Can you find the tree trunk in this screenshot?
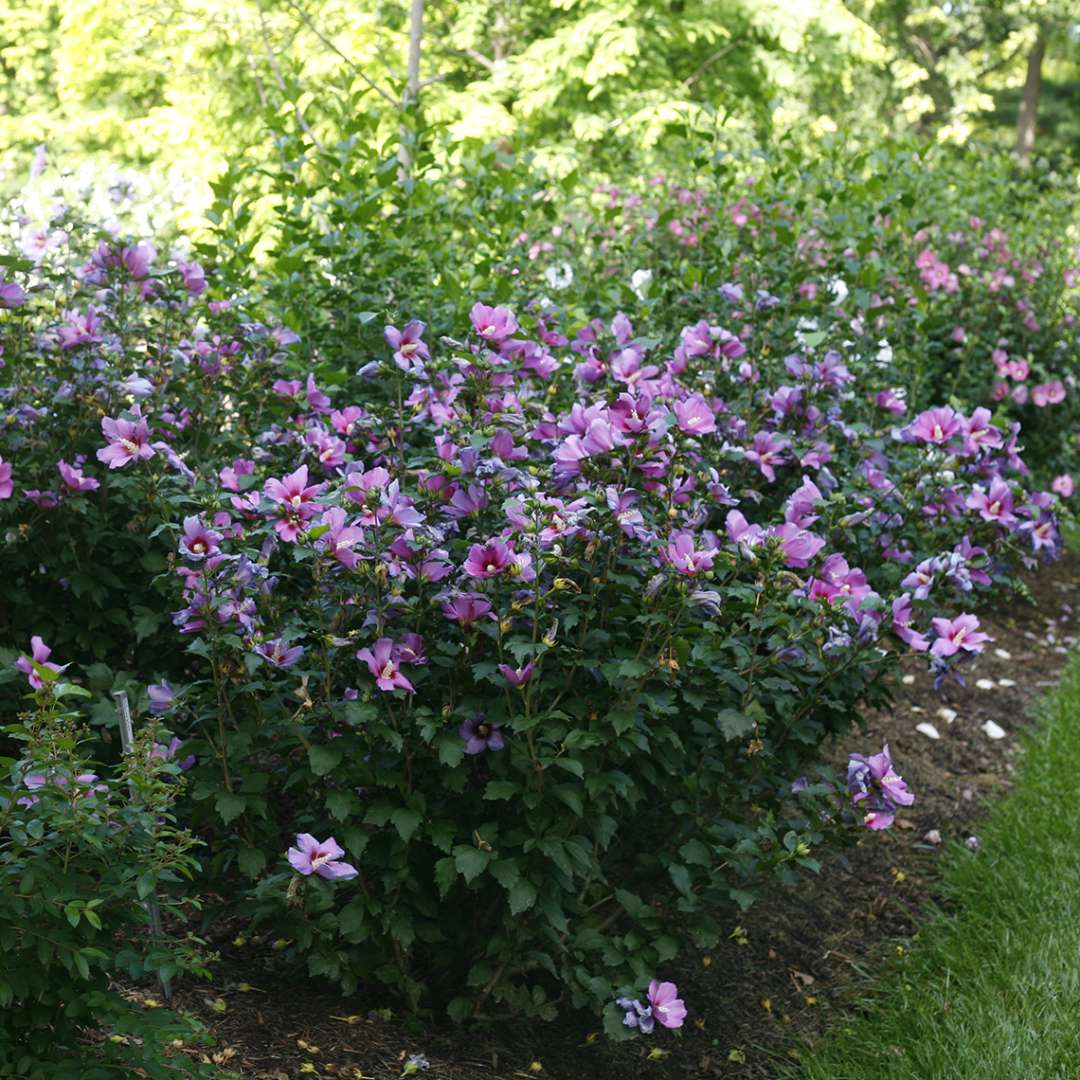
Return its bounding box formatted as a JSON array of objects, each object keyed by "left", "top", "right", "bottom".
[
  {"left": 398, "top": 0, "right": 425, "bottom": 181},
  {"left": 1015, "top": 28, "right": 1046, "bottom": 167}
]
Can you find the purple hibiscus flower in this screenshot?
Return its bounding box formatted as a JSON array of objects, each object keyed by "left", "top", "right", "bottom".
[
  {"left": 662, "top": 532, "right": 718, "bottom": 575},
  {"left": 178, "top": 261, "right": 207, "bottom": 296},
  {"left": 847, "top": 742, "right": 915, "bottom": 830},
  {"left": 57, "top": 459, "right": 100, "bottom": 492},
  {"left": 148, "top": 736, "right": 196, "bottom": 772},
  {"left": 179, "top": 515, "right": 222, "bottom": 560},
  {"left": 0, "top": 278, "right": 26, "bottom": 308},
  {"left": 498, "top": 662, "right": 535, "bottom": 688},
  {"left": 617, "top": 979, "right": 686, "bottom": 1034},
  {"left": 318, "top": 507, "right": 365, "bottom": 569},
  {"left": 96, "top": 409, "right": 155, "bottom": 470},
  {"left": 745, "top": 431, "right": 790, "bottom": 482},
  {"left": 254, "top": 639, "right": 305, "bottom": 669},
  {"left": 441, "top": 593, "right": 494, "bottom": 627},
  {"left": 929, "top": 614, "right": 990, "bottom": 658},
  {"left": 287, "top": 834, "right": 358, "bottom": 880},
  {"left": 673, "top": 394, "right": 716, "bottom": 436},
  {"left": 385, "top": 319, "right": 430, "bottom": 372},
  {"left": 15, "top": 636, "right": 68, "bottom": 689},
  {"left": 263, "top": 464, "right": 325, "bottom": 542},
  {"left": 908, "top": 406, "right": 963, "bottom": 445},
  {"left": 463, "top": 540, "right": 513, "bottom": 579},
  {"left": 357, "top": 638, "right": 415, "bottom": 693},
  {"left": 147, "top": 680, "right": 176, "bottom": 714},
  {"left": 891, "top": 594, "right": 929, "bottom": 652},
  {"left": 459, "top": 714, "right": 504, "bottom": 754},
  {"left": 469, "top": 302, "right": 518, "bottom": 342},
  {"left": 771, "top": 523, "right": 825, "bottom": 569}
]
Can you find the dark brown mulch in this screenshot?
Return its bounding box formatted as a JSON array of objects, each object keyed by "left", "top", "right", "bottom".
[{"left": 140, "top": 558, "right": 1080, "bottom": 1080}]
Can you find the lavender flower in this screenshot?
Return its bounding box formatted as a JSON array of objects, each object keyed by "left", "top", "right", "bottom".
[
  {"left": 847, "top": 742, "right": 914, "bottom": 830},
  {"left": 287, "top": 834, "right": 358, "bottom": 880},
  {"left": 147, "top": 680, "right": 175, "bottom": 714},
  {"left": 617, "top": 980, "right": 686, "bottom": 1034},
  {"left": 459, "top": 715, "right": 504, "bottom": 754},
  {"left": 254, "top": 639, "right": 305, "bottom": 669}
]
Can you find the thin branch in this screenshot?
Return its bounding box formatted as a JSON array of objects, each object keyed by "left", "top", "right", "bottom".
[
  {"left": 374, "top": 0, "right": 404, "bottom": 84},
  {"left": 253, "top": 0, "right": 325, "bottom": 150},
  {"left": 683, "top": 33, "right": 747, "bottom": 88},
  {"left": 908, "top": 33, "right": 939, "bottom": 72},
  {"left": 975, "top": 40, "right": 1026, "bottom": 81},
  {"left": 445, "top": 46, "right": 498, "bottom": 73},
  {"left": 277, "top": 0, "right": 400, "bottom": 107},
  {"left": 233, "top": 8, "right": 270, "bottom": 112}
]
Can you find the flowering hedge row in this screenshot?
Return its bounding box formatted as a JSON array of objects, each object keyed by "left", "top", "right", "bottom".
[
  {"left": 226, "top": 141, "right": 1080, "bottom": 494},
  {"left": 515, "top": 154, "right": 1080, "bottom": 490},
  {"left": 0, "top": 146, "right": 1073, "bottom": 1056}
]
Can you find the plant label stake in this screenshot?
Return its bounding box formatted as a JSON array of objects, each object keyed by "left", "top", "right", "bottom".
[{"left": 113, "top": 690, "right": 174, "bottom": 1003}]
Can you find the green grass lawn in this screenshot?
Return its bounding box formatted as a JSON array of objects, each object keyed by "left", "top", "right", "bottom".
[{"left": 790, "top": 655, "right": 1080, "bottom": 1080}]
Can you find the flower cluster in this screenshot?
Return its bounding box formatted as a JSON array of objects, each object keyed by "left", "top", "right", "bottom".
[
  {"left": 847, "top": 743, "right": 915, "bottom": 831},
  {"left": 616, "top": 980, "right": 687, "bottom": 1034}
]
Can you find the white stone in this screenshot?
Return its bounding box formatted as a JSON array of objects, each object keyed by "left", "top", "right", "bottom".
[
  {"left": 998, "top": 678, "right": 1016, "bottom": 688},
  {"left": 975, "top": 678, "right": 996, "bottom": 690},
  {"left": 937, "top": 707, "right": 957, "bottom": 724},
  {"left": 901, "top": 674, "right": 916, "bottom": 685},
  {"left": 982, "top": 720, "right": 1006, "bottom": 740},
  {"left": 916, "top": 722, "right": 941, "bottom": 740},
  {"left": 993, "top": 648, "right": 1012, "bottom": 660}
]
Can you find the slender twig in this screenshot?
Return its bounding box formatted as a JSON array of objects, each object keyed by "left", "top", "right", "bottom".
[
  {"left": 277, "top": 0, "right": 400, "bottom": 107},
  {"left": 374, "top": 0, "right": 404, "bottom": 83},
  {"left": 684, "top": 34, "right": 747, "bottom": 88},
  {"left": 252, "top": 0, "right": 325, "bottom": 150},
  {"left": 113, "top": 691, "right": 173, "bottom": 1003},
  {"left": 445, "top": 46, "right": 498, "bottom": 73}
]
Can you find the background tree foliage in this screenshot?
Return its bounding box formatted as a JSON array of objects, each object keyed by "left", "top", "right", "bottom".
[{"left": 3, "top": 0, "right": 1077, "bottom": 204}]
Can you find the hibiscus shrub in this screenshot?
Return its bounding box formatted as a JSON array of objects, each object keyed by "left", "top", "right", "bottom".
[
  {"left": 0, "top": 143, "right": 1071, "bottom": 1029},
  {"left": 0, "top": 664, "right": 212, "bottom": 1077},
  {"left": 0, "top": 237, "right": 308, "bottom": 677},
  {"left": 508, "top": 141, "right": 1080, "bottom": 488},
  {"left": 145, "top": 300, "right": 1050, "bottom": 1023},
  {"left": 215, "top": 134, "right": 1080, "bottom": 489}
]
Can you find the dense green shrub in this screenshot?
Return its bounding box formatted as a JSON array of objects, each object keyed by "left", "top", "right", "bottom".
[
  {"left": 0, "top": 663, "right": 212, "bottom": 1077},
  {"left": 0, "top": 135, "right": 1075, "bottom": 1033}
]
